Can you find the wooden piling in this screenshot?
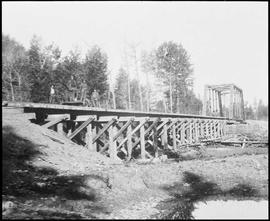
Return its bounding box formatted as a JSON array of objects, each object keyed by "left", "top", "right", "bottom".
[
  {"left": 140, "top": 123, "right": 146, "bottom": 159},
  {"left": 127, "top": 123, "right": 133, "bottom": 161}
]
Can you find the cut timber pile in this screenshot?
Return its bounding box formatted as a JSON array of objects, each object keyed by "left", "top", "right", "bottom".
[{"left": 219, "top": 120, "right": 268, "bottom": 147}]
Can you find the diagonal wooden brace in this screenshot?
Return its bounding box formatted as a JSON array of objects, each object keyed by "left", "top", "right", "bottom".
[
  {"left": 113, "top": 118, "right": 134, "bottom": 141},
  {"left": 68, "top": 117, "right": 95, "bottom": 139},
  {"left": 132, "top": 118, "right": 160, "bottom": 149},
  {"left": 42, "top": 114, "right": 69, "bottom": 129},
  {"left": 92, "top": 118, "right": 116, "bottom": 144}
]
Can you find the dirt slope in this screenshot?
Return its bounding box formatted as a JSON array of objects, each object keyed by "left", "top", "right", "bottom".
[{"left": 3, "top": 108, "right": 113, "bottom": 174}]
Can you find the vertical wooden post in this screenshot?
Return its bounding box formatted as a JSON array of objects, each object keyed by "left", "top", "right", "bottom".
[
  {"left": 172, "top": 122, "right": 177, "bottom": 150},
  {"left": 109, "top": 125, "right": 117, "bottom": 160},
  {"left": 215, "top": 90, "right": 217, "bottom": 114},
  {"left": 215, "top": 121, "right": 218, "bottom": 138},
  {"left": 189, "top": 120, "right": 193, "bottom": 143},
  {"left": 208, "top": 88, "right": 212, "bottom": 115},
  {"left": 127, "top": 124, "right": 132, "bottom": 161},
  {"left": 86, "top": 123, "right": 96, "bottom": 151},
  {"left": 216, "top": 91, "right": 219, "bottom": 115},
  {"left": 221, "top": 121, "right": 226, "bottom": 137},
  {"left": 218, "top": 91, "right": 223, "bottom": 117},
  {"left": 91, "top": 122, "right": 97, "bottom": 151},
  {"left": 195, "top": 120, "right": 199, "bottom": 142},
  {"left": 211, "top": 89, "right": 214, "bottom": 115},
  {"left": 180, "top": 122, "right": 184, "bottom": 144},
  {"left": 218, "top": 121, "right": 222, "bottom": 138},
  {"left": 210, "top": 120, "right": 214, "bottom": 138},
  {"left": 153, "top": 124, "right": 158, "bottom": 158},
  {"left": 213, "top": 90, "right": 216, "bottom": 114},
  {"left": 162, "top": 123, "right": 168, "bottom": 149},
  {"left": 140, "top": 123, "right": 146, "bottom": 159},
  {"left": 201, "top": 120, "right": 204, "bottom": 138},
  {"left": 57, "top": 122, "right": 64, "bottom": 136},
  {"left": 207, "top": 121, "right": 210, "bottom": 138},
  {"left": 229, "top": 85, "right": 234, "bottom": 119},
  {"left": 240, "top": 90, "right": 245, "bottom": 120}
]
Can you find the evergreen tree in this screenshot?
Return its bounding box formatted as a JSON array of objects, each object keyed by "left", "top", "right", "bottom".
[
  {"left": 130, "top": 79, "right": 141, "bottom": 111},
  {"left": 53, "top": 49, "right": 84, "bottom": 103},
  {"left": 27, "top": 35, "right": 50, "bottom": 103},
  {"left": 84, "top": 45, "right": 109, "bottom": 104},
  {"left": 114, "top": 67, "right": 129, "bottom": 109},
  {"left": 257, "top": 99, "right": 268, "bottom": 120}
]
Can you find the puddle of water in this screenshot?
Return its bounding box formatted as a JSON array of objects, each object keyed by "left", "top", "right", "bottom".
[{"left": 193, "top": 200, "right": 268, "bottom": 219}]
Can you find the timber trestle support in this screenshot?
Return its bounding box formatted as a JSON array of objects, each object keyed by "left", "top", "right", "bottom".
[{"left": 5, "top": 102, "right": 231, "bottom": 162}]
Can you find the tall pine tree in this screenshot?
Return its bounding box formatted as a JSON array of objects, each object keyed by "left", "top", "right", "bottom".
[{"left": 84, "top": 45, "right": 109, "bottom": 104}]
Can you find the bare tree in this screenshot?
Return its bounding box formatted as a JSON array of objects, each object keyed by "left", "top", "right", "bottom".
[
  {"left": 123, "top": 47, "right": 132, "bottom": 110},
  {"left": 129, "top": 43, "right": 144, "bottom": 111}
]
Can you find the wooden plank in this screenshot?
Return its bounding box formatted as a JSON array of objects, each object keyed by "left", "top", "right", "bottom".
[
  {"left": 92, "top": 118, "right": 116, "bottom": 144},
  {"left": 8, "top": 101, "right": 228, "bottom": 120},
  {"left": 74, "top": 115, "right": 96, "bottom": 122},
  {"left": 68, "top": 117, "right": 95, "bottom": 139},
  {"left": 42, "top": 114, "right": 69, "bottom": 129},
  {"left": 113, "top": 118, "right": 134, "bottom": 141}
]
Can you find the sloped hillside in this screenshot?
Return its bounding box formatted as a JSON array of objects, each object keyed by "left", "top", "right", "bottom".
[{"left": 2, "top": 108, "right": 115, "bottom": 219}]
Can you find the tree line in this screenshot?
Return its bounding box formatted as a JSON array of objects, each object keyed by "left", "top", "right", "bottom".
[
  {"left": 2, "top": 33, "right": 202, "bottom": 114},
  {"left": 244, "top": 100, "right": 268, "bottom": 120}
]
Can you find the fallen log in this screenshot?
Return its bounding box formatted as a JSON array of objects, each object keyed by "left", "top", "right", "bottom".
[{"left": 219, "top": 141, "right": 268, "bottom": 144}]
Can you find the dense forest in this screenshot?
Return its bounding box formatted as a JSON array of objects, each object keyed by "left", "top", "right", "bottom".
[{"left": 2, "top": 33, "right": 268, "bottom": 119}]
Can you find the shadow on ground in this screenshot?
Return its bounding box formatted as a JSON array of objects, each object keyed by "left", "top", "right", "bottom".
[
  {"left": 154, "top": 171, "right": 260, "bottom": 219},
  {"left": 2, "top": 126, "right": 110, "bottom": 219}
]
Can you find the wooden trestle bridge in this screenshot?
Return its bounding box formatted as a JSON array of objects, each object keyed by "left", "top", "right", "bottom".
[{"left": 3, "top": 84, "right": 245, "bottom": 161}]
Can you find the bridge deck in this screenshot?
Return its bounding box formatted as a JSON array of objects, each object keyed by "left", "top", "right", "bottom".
[{"left": 4, "top": 102, "right": 229, "bottom": 120}]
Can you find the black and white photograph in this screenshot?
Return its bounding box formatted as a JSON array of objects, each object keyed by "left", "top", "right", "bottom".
[{"left": 2, "top": 1, "right": 268, "bottom": 219}]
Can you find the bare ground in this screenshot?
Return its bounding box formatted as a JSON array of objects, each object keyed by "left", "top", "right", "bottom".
[{"left": 2, "top": 108, "right": 268, "bottom": 219}]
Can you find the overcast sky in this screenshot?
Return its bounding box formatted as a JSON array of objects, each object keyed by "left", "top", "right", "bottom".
[{"left": 2, "top": 1, "right": 268, "bottom": 105}]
